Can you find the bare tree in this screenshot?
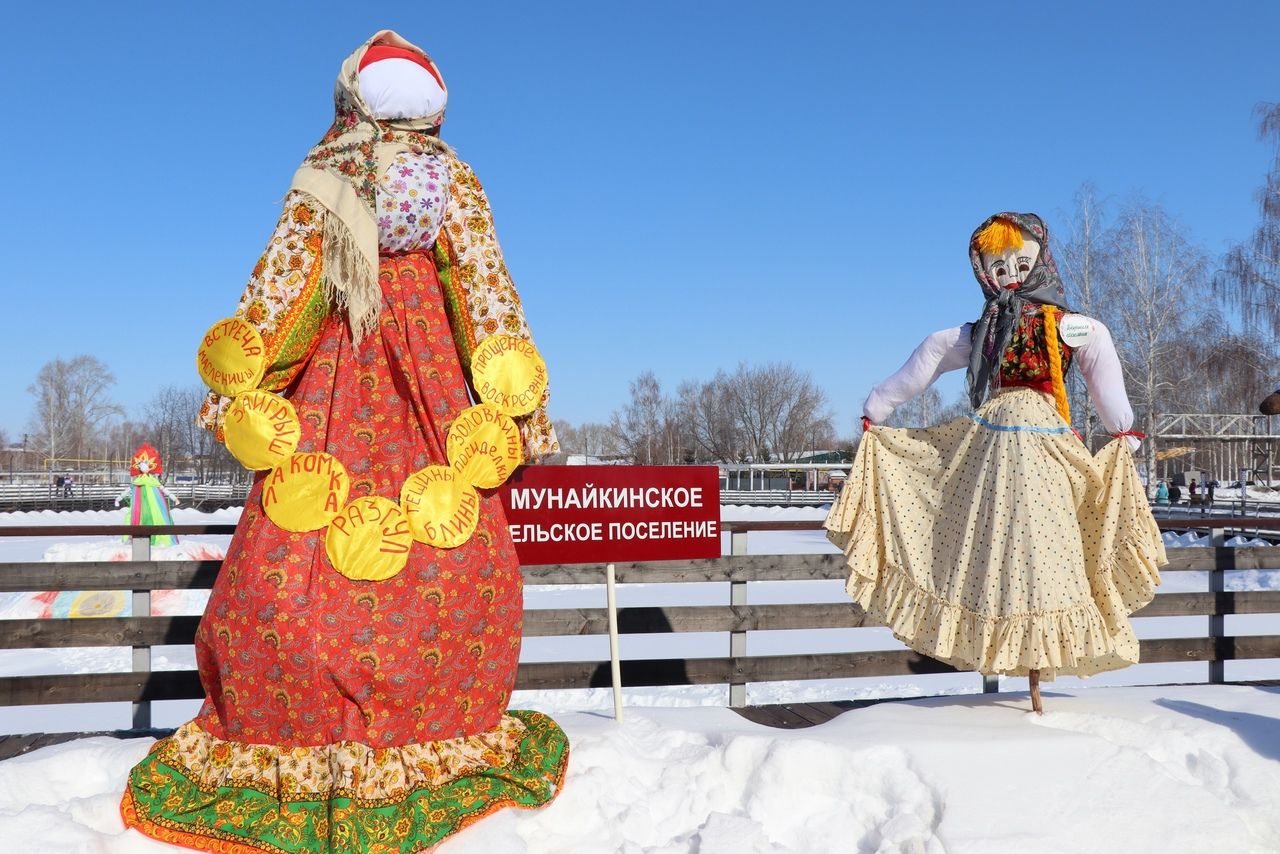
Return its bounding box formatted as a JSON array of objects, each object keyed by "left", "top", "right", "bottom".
[
  {"left": 1175, "top": 327, "right": 1279, "bottom": 415},
  {"left": 171, "top": 386, "right": 242, "bottom": 482},
  {"left": 719, "top": 362, "right": 834, "bottom": 461},
  {"left": 611, "top": 372, "right": 667, "bottom": 465},
  {"left": 678, "top": 375, "right": 739, "bottom": 463},
  {"left": 1103, "top": 199, "right": 1207, "bottom": 484},
  {"left": 1216, "top": 102, "right": 1280, "bottom": 341},
  {"left": 26, "top": 355, "right": 123, "bottom": 466},
  {"left": 145, "top": 385, "right": 196, "bottom": 472},
  {"left": 884, "top": 388, "right": 970, "bottom": 428},
  {"left": 609, "top": 363, "right": 833, "bottom": 464},
  {"left": 885, "top": 387, "right": 943, "bottom": 428},
  {"left": 1058, "top": 182, "right": 1112, "bottom": 446},
  {"left": 556, "top": 421, "right": 622, "bottom": 460}
]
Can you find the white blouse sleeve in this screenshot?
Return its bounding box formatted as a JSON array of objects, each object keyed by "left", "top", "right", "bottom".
[
  {"left": 1068, "top": 314, "right": 1139, "bottom": 449},
  {"left": 863, "top": 324, "right": 972, "bottom": 424}
]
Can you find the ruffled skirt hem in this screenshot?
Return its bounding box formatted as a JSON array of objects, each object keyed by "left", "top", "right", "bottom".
[
  {"left": 826, "top": 389, "right": 1165, "bottom": 679},
  {"left": 120, "top": 709, "right": 569, "bottom": 853}
]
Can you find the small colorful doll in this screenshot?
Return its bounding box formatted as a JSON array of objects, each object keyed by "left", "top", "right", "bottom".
[{"left": 114, "top": 443, "right": 180, "bottom": 546}]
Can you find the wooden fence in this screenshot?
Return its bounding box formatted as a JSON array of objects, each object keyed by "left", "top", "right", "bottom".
[{"left": 0, "top": 520, "right": 1278, "bottom": 731}]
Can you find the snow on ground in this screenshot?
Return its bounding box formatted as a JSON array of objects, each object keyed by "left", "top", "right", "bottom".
[{"left": 0, "top": 685, "right": 1275, "bottom": 853}]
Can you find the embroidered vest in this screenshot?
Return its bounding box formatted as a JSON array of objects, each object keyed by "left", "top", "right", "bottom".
[{"left": 998, "top": 306, "right": 1073, "bottom": 394}]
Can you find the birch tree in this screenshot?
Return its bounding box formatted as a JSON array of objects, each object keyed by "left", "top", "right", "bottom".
[
  {"left": 1103, "top": 200, "right": 1206, "bottom": 484},
  {"left": 611, "top": 372, "right": 667, "bottom": 465},
  {"left": 1216, "top": 102, "right": 1280, "bottom": 341},
  {"left": 26, "top": 356, "right": 122, "bottom": 465},
  {"left": 1057, "top": 182, "right": 1112, "bottom": 447}
]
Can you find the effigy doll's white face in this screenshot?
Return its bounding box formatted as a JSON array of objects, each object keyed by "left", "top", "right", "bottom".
[
  {"left": 137, "top": 460, "right": 152, "bottom": 473},
  {"left": 982, "top": 230, "right": 1041, "bottom": 289}
]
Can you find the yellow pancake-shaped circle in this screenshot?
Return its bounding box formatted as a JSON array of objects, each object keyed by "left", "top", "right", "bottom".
[
  {"left": 68, "top": 590, "right": 126, "bottom": 618},
  {"left": 197, "top": 317, "right": 266, "bottom": 396},
  {"left": 400, "top": 465, "right": 481, "bottom": 548},
  {"left": 471, "top": 334, "right": 549, "bottom": 417},
  {"left": 446, "top": 404, "right": 523, "bottom": 489},
  {"left": 223, "top": 390, "right": 301, "bottom": 471},
  {"left": 262, "top": 452, "right": 349, "bottom": 533},
  {"left": 325, "top": 495, "right": 413, "bottom": 582}
]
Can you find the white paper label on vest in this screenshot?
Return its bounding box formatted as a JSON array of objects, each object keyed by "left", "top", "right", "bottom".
[{"left": 1059, "top": 315, "right": 1094, "bottom": 347}]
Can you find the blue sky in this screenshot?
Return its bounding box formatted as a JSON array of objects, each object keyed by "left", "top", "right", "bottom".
[{"left": 1, "top": 1, "right": 1277, "bottom": 444}]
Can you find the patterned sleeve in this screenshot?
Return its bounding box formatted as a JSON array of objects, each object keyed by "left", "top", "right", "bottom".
[
  {"left": 437, "top": 156, "right": 559, "bottom": 462},
  {"left": 197, "top": 192, "right": 331, "bottom": 440}
]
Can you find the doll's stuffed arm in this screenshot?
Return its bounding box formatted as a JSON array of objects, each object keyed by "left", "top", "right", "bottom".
[
  {"left": 863, "top": 324, "right": 972, "bottom": 424},
  {"left": 1068, "top": 315, "right": 1140, "bottom": 451}
]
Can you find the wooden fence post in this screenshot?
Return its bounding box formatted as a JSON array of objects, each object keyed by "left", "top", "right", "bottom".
[
  {"left": 130, "top": 533, "right": 152, "bottom": 729},
  {"left": 1209, "top": 527, "right": 1229, "bottom": 685},
  {"left": 729, "top": 530, "right": 748, "bottom": 708}
]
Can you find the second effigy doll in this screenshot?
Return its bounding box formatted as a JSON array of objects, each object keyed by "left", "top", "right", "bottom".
[{"left": 825, "top": 212, "right": 1166, "bottom": 714}]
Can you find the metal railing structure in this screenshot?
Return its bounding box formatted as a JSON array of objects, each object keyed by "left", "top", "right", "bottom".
[
  {"left": 0, "top": 483, "right": 251, "bottom": 512},
  {"left": 0, "top": 520, "right": 1277, "bottom": 733}
]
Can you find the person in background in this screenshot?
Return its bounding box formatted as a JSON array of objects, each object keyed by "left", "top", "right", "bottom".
[{"left": 1155, "top": 480, "right": 1169, "bottom": 505}]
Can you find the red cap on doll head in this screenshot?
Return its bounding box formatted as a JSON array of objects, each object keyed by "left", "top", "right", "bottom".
[{"left": 358, "top": 44, "right": 444, "bottom": 89}]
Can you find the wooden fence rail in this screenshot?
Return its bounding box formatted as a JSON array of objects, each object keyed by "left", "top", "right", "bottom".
[{"left": 0, "top": 521, "right": 1278, "bottom": 728}]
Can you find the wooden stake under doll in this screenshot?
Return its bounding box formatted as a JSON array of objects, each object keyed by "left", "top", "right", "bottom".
[{"left": 825, "top": 212, "right": 1166, "bottom": 714}]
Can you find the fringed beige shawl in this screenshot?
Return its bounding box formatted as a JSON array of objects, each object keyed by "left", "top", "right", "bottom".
[
  {"left": 293, "top": 29, "right": 452, "bottom": 345},
  {"left": 198, "top": 30, "right": 559, "bottom": 460}
]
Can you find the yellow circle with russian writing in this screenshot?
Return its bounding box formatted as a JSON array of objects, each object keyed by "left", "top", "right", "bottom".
[
  {"left": 325, "top": 496, "right": 413, "bottom": 581},
  {"left": 446, "top": 404, "right": 523, "bottom": 489},
  {"left": 197, "top": 317, "right": 266, "bottom": 396},
  {"left": 262, "top": 452, "right": 349, "bottom": 533},
  {"left": 471, "top": 335, "right": 548, "bottom": 417},
  {"left": 223, "top": 390, "right": 301, "bottom": 471},
  {"left": 400, "top": 465, "right": 481, "bottom": 548}
]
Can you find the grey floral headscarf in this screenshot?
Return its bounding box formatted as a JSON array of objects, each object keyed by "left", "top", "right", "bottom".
[{"left": 965, "top": 212, "right": 1070, "bottom": 409}]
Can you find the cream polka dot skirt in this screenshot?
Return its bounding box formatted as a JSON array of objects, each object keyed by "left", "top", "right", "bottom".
[{"left": 826, "top": 387, "right": 1165, "bottom": 678}]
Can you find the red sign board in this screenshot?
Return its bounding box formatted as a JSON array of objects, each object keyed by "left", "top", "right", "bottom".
[{"left": 496, "top": 465, "right": 721, "bottom": 565}]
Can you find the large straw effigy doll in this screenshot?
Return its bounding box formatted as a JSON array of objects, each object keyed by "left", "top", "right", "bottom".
[
  {"left": 825, "top": 212, "right": 1166, "bottom": 714},
  {"left": 121, "top": 30, "right": 568, "bottom": 852}
]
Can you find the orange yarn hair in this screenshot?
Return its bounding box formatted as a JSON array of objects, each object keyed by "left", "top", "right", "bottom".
[
  {"left": 129, "top": 443, "right": 164, "bottom": 477},
  {"left": 974, "top": 219, "right": 1024, "bottom": 256},
  {"left": 1042, "top": 307, "right": 1071, "bottom": 424}
]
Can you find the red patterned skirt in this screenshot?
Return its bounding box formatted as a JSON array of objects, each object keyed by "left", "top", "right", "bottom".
[{"left": 122, "top": 251, "right": 567, "bottom": 852}]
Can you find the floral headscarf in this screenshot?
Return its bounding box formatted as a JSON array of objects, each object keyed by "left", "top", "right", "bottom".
[
  {"left": 287, "top": 30, "right": 452, "bottom": 344},
  {"left": 965, "top": 212, "right": 1071, "bottom": 410}
]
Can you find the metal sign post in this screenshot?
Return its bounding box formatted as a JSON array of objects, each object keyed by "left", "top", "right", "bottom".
[{"left": 605, "top": 563, "right": 623, "bottom": 721}]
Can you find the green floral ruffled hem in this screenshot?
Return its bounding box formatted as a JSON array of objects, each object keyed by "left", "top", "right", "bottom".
[{"left": 121, "top": 709, "right": 569, "bottom": 854}]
